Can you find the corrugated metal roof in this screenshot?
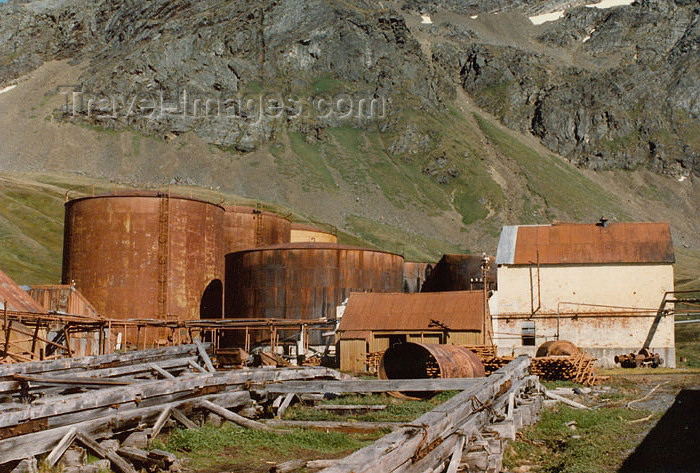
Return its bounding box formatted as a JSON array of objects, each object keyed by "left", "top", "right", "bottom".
[
  {"left": 497, "top": 222, "right": 674, "bottom": 265},
  {"left": 338, "top": 291, "right": 486, "bottom": 332},
  {"left": 0, "top": 269, "right": 47, "bottom": 313}
]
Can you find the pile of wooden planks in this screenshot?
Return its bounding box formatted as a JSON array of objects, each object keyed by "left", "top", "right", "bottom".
[
  {"left": 0, "top": 342, "right": 345, "bottom": 473},
  {"left": 530, "top": 353, "right": 599, "bottom": 386},
  {"left": 478, "top": 353, "right": 600, "bottom": 386},
  {"left": 363, "top": 351, "right": 385, "bottom": 374}
]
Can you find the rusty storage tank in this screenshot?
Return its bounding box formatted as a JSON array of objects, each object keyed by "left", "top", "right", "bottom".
[
  {"left": 379, "top": 342, "right": 485, "bottom": 397},
  {"left": 225, "top": 243, "right": 404, "bottom": 344},
  {"left": 290, "top": 223, "right": 338, "bottom": 243},
  {"left": 422, "top": 254, "right": 497, "bottom": 292},
  {"left": 223, "top": 206, "right": 291, "bottom": 254},
  {"left": 62, "top": 191, "right": 225, "bottom": 345},
  {"left": 403, "top": 261, "right": 434, "bottom": 293}
]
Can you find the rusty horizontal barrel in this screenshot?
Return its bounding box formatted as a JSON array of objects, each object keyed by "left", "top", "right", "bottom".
[
  {"left": 379, "top": 342, "right": 485, "bottom": 380},
  {"left": 535, "top": 340, "right": 580, "bottom": 357}
]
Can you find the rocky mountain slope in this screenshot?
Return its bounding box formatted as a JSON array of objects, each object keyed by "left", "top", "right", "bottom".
[{"left": 0, "top": 0, "right": 698, "bottom": 282}]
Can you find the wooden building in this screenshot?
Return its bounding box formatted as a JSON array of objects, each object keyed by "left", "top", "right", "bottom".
[{"left": 337, "top": 291, "right": 490, "bottom": 372}]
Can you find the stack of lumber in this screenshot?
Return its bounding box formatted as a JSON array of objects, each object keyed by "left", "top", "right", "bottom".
[
  {"left": 461, "top": 345, "right": 497, "bottom": 359},
  {"left": 0, "top": 342, "right": 344, "bottom": 472},
  {"left": 530, "top": 353, "right": 599, "bottom": 386},
  {"left": 481, "top": 356, "right": 515, "bottom": 374},
  {"left": 363, "top": 351, "right": 385, "bottom": 374}
]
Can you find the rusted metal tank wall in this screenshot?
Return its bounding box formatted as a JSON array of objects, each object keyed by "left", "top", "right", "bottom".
[
  {"left": 290, "top": 223, "right": 338, "bottom": 243},
  {"left": 225, "top": 243, "right": 404, "bottom": 344},
  {"left": 422, "top": 254, "right": 497, "bottom": 292},
  {"left": 223, "top": 206, "right": 291, "bottom": 253},
  {"left": 62, "top": 193, "right": 225, "bottom": 330},
  {"left": 403, "top": 262, "right": 434, "bottom": 293}
]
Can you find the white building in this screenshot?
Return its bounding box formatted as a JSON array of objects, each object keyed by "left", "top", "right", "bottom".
[{"left": 490, "top": 220, "right": 676, "bottom": 367}]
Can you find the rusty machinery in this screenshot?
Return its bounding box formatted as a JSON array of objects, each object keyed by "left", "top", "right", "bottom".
[{"left": 615, "top": 348, "right": 663, "bottom": 368}]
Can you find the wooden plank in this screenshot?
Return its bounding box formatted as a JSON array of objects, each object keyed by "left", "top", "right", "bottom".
[
  {"left": 188, "top": 359, "right": 208, "bottom": 374},
  {"left": 0, "top": 344, "right": 205, "bottom": 377},
  {"left": 13, "top": 374, "right": 132, "bottom": 386},
  {"left": 150, "top": 363, "right": 175, "bottom": 379},
  {"left": 170, "top": 407, "right": 197, "bottom": 429},
  {"left": 0, "top": 390, "right": 251, "bottom": 463},
  {"left": 195, "top": 339, "right": 216, "bottom": 373},
  {"left": 277, "top": 392, "right": 295, "bottom": 418},
  {"left": 149, "top": 407, "right": 171, "bottom": 439},
  {"left": 201, "top": 400, "right": 273, "bottom": 431},
  {"left": 267, "top": 378, "right": 485, "bottom": 394},
  {"left": 314, "top": 405, "right": 387, "bottom": 412},
  {"left": 76, "top": 431, "right": 137, "bottom": 473},
  {"left": 46, "top": 426, "right": 77, "bottom": 466},
  {"left": 262, "top": 420, "right": 404, "bottom": 432},
  {"left": 444, "top": 435, "right": 465, "bottom": 473}
]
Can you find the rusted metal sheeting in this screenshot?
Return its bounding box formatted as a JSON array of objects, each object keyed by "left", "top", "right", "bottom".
[
  {"left": 403, "top": 261, "right": 434, "bottom": 293},
  {"left": 508, "top": 222, "right": 674, "bottom": 265},
  {"left": 62, "top": 192, "right": 224, "bottom": 330},
  {"left": 379, "top": 342, "right": 485, "bottom": 380},
  {"left": 223, "top": 206, "right": 291, "bottom": 253},
  {"left": 225, "top": 243, "right": 403, "bottom": 343},
  {"left": 0, "top": 269, "right": 46, "bottom": 313},
  {"left": 338, "top": 291, "right": 486, "bottom": 333},
  {"left": 290, "top": 223, "right": 338, "bottom": 243},
  {"left": 421, "top": 254, "right": 497, "bottom": 292},
  {"left": 27, "top": 285, "right": 100, "bottom": 318}
]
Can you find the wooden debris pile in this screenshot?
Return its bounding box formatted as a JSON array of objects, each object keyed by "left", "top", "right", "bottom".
[
  {"left": 363, "top": 351, "right": 384, "bottom": 374},
  {"left": 530, "top": 353, "right": 599, "bottom": 386},
  {"left": 265, "top": 356, "right": 542, "bottom": 473},
  {"left": 0, "top": 342, "right": 344, "bottom": 473},
  {"left": 478, "top": 352, "right": 600, "bottom": 386}
]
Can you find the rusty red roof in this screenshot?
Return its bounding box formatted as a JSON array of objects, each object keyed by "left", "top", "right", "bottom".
[
  {"left": 0, "top": 269, "right": 47, "bottom": 313},
  {"left": 338, "top": 291, "right": 486, "bottom": 332},
  {"left": 496, "top": 222, "right": 674, "bottom": 265}
]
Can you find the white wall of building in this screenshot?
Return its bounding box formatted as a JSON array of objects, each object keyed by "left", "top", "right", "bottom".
[{"left": 491, "top": 263, "right": 675, "bottom": 367}]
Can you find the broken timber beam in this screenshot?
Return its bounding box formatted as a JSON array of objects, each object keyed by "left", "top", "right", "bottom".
[
  {"left": 267, "top": 378, "right": 485, "bottom": 394},
  {"left": 201, "top": 400, "right": 272, "bottom": 431}
]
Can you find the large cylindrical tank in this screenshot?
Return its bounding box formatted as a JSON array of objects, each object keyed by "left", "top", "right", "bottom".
[
  {"left": 223, "top": 206, "right": 291, "bottom": 253},
  {"left": 421, "top": 254, "right": 497, "bottom": 292},
  {"left": 62, "top": 192, "right": 225, "bottom": 340},
  {"left": 290, "top": 223, "right": 338, "bottom": 243},
  {"left": 225, "top": 243, "right": 404, "bottom": 344},
  {"left": 403, "top": 261, "right": 434, "bottom": 293}
]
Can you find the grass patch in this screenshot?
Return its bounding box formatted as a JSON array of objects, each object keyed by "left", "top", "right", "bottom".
[
  {"left": 675, "top": 320, "right": 700, "bottom": 368},
  {"left": 475, "top": 113, "right": 629, "bottom": 222},
  {"left": 345, "top": 215, "right": 466, "bottom": 262},
  {"left": 504, "top": 405, "right": 656, "bottom": 473},
  {"left": 165, "top": 424, "right": 379, "bottom": 470},
  {"left": 288, "top": 132, "right": 337, "bottom": 191}
]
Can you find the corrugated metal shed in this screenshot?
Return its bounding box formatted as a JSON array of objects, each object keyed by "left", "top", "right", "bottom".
[
  {"left": 0, "top": 268, "right": 46, "bottom": 313},
  {"left": 496, "top": 222, "right": 675, "bottom": 265},
  {"left": 338, "top": 291, "right": 486, "bottom": 333}
]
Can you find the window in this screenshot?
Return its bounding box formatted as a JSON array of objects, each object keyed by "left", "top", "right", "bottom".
[{"left": 521, "top": 321, "right": 536, "bottom": 346}]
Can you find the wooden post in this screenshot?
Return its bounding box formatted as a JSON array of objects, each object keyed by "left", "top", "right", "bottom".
[
  {"left": 30, "top": 323, "right": 40, "bottom": 360},
  {"left": 64, "top": 326, "right": 72, "bottom": 358},
  {"left": 3, "top": 301, "right": 8, "bottom": 354}
]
